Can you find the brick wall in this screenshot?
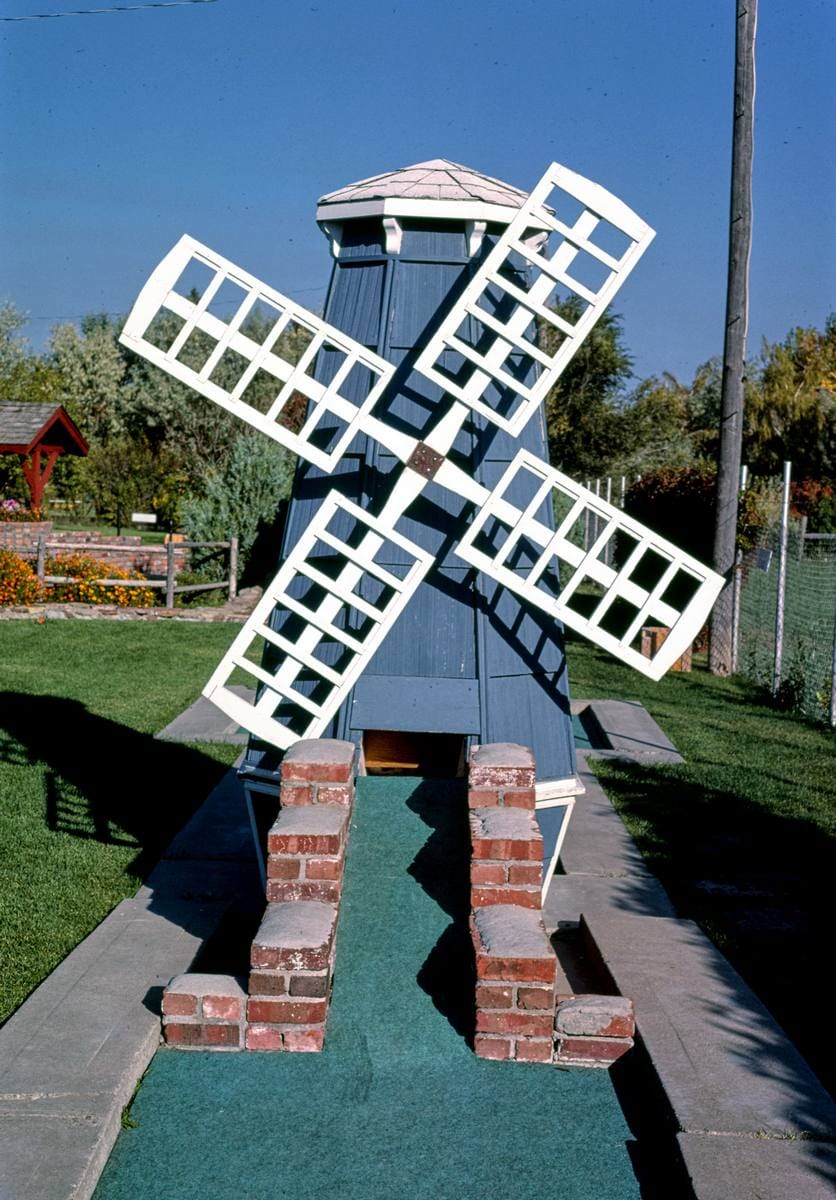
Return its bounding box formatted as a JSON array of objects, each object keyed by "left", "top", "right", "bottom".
[
  {"left": 468, "top": 743, "right": 636, "bottom": 1068},
  {"left": 0, "top": 521, "right": 53, "bottom": 553},
  {"left": 162, "top": 739, "right": 356, "bottom": 1053},
  {"left": 0, "top": 521, "right": 188, "bottom": 575},
  {"left": 468, "top": 743, "right": 558, "bottom": 1064}
]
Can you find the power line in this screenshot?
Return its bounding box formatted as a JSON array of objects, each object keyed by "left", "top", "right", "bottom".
[
  {"left": 0, "top": 0, "right": 216, "bottom": 22},
  {"left": 22, "top": 286, "right": 329, "bottom": 321}
]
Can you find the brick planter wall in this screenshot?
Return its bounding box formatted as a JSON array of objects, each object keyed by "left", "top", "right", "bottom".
[
  {"left": 0, "top": 521, "right": 188, "bottom": 575},
  {"left": 468, "top": 743, "right": 558, "bottom": 1063},
  {"left": 162, "top": 739, "right": 356, "bottom": 1053},
  {"left": 467, "top": 743, "right": 636, "bottom": 1068},
  {"left": 0, "top": 521, "right": 53, "bottom": 552}
]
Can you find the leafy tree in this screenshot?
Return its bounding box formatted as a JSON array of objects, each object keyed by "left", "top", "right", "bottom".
[
  {"left": 121, "top": 302, "right": 309, "bottom": 492},
  {"left": 83, "top": 436, "right": 186, "bottom": 533},
  {"left": 745, "top": 316, "right": 836, "bottom": 480},
  {"left": 542, "top": 298, "right": 634, "bottom": 477},
  {"left": 181, "top": 431, "right": 293, "bottom": 570},
  {"left": 625, "top": 465, "right": 767, "bottom": 563},
  {"left": 0, "top": 301, "right": 63, "bottom": 408},
  {"left": 0, "top": 301, "right": 28, "bottom": 380},
  {"left": 619, "top": 373, "right": 694, "bottom": 474},
  {"left": 49, "top": 315, "right": 127, "bottom": 443}
]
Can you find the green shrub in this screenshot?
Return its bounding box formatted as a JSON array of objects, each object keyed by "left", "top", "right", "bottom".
[
  {"left": 181, "top": 432, "right": 293, "bottom": 574},
  {"left": 0, "top": 550, "right": 40, "bottom": 605}
]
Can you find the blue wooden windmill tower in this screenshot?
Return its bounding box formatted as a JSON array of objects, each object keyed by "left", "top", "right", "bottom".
[
  {"left": 242, "top": 159, "right": 581, "bottom": 862},
  {"left": 120, "top": 156, "right": 722, "bottom": 888}
]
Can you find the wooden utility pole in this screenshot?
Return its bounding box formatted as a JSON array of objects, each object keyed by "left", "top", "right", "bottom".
[{"left": 710, "top": 0, "right": 757, "bottom": 675}]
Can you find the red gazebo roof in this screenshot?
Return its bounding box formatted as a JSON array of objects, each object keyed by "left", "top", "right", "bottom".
[{"left": 0, "top": 402, "right": 89, "bottom": 457}]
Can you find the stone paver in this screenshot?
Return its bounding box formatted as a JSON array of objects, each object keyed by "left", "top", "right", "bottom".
[
  {"left": 584, "top": 699, "right": 684, "bottom": 764},
  {"left": 472, "top": 904, "right": 552, "bottom": 958},
  {"left": 156, "top": 688, "right": 252, "bottom": 744},
  {"left": 0, "top": 896, "right": 223, "bottom": 1200}
]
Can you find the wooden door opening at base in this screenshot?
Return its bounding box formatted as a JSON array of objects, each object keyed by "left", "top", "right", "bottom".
[{"left": 362, "top": 730, "right": 466, "bottom": 777}]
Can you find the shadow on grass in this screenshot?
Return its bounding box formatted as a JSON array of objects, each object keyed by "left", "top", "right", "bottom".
[
  {"left": 0, "top": 690, "right": 231, "bottom": 881},
  {"left": 597, "top": 757, "right": 836, "bottom": 1100}
]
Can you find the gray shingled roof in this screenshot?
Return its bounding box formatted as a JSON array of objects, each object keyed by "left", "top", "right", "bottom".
[
  {"left": 0, "top": 402, "right": 87, "bottom": 453},
  {"left": 318, "top": 159, "right": 528, "bottom": 208}
]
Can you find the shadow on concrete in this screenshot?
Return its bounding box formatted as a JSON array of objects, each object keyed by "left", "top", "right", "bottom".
[
  {"left": 0, "top": 690, "right": 233, "bottom": 882},
  {"left": 595, "top": 756, "right": 835, "bottom": 1102}
]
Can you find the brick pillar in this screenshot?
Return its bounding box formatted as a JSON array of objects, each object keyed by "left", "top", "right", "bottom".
[
  {"left": 162, "top": 738, "right": 356, "bottom": 1053},
  {"left": 468, "top": 743, "right": 557, "bottom": 1064},
  {"left": 246, "top": 739, "right": 355, "bottom": 1051}
]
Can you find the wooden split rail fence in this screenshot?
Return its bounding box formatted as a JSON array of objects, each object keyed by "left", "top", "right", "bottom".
[{"left": 31, "top": 535, "right": 239, "bottom": 609}]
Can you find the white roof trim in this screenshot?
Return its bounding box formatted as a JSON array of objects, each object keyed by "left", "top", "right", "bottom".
[{"left": 315, "top": 197, "right": 524, "bottom": 226}]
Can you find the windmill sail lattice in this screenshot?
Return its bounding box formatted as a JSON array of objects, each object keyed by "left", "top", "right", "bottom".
[{"left": 120, "top": 161, "right": 724, "bottom": 753}]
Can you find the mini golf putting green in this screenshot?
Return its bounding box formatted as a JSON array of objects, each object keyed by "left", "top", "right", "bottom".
[{"left": 95, "top": 778, "right": 640, "bottom": 1200}]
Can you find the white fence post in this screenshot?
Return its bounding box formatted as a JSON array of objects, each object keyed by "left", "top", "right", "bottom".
[{"left": 772, "top": 461, "right": 792, "bottom": 695}]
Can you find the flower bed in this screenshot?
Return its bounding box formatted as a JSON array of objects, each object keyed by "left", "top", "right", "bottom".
[
  {"left": 44, "top": 553, "right": 156, "bottom": 606},
  {"left": 0, "top": 548, "right": 155, "bottom": 607},
  {"left": 0, "top": 499, "right": 42, "bottom": 522},
  {"left": 0, "top": 549, "right": 40, "bottom": 605}
]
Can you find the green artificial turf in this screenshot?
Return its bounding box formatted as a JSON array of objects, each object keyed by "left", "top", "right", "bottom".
[
  {"left": 0, "top": 620, "right": 242, "bottom": 1023},
  {"left": 566, "top": 633, "right": 835, "bottom": 1092},
  {"left": 95, "top": 778, "right": 640, "bottom": 1200}
]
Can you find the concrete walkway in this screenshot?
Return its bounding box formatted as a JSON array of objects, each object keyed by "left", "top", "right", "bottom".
[{"left": 1, "top": 699, "right": 834, "bottom": 1199}]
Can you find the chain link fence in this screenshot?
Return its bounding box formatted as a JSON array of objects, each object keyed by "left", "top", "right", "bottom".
[{"left": 735, "top": 523, "right": 836, "bottom": 724}]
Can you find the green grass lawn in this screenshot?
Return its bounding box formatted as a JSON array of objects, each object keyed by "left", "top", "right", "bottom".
[
  {"left": 566, "top": 632, "right": 835, "bottom": 1092},
  {"left": 0, "top": 620, "right": 242, "bottom": 1024},
  {"left": 48, "top": 516, "right": 168, "bottom": 545}
]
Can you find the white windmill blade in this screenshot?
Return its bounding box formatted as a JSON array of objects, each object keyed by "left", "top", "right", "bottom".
[
  {"left": 413, "top": 161, "right": 655, "bottom": 437},
  {"left": 455, "top": 450, "right": 724, "bottom": 680},
  {"left": 204, "top": 491, "right": 434, "bottom": 749},
  {"left": 119, "top": 234, "right": 399, "bottom": 472}
]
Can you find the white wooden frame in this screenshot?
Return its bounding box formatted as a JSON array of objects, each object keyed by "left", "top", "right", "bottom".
[
  {"left": 203, "top": 491, "right": 434, "bottom": 748},
  {"left": 455, "top": 450, "right": 724, "bottom": 680},
  {"left": 538, "top": 795, "right": 577, "bottom": 900},
  {"left": 412, "top": 161, "right": 655, "bottom": 436},
  {"left": 119, "top": 235, "right": 396, "bottom": 473}
]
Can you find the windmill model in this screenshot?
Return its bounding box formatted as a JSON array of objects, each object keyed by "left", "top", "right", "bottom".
[{"left": 121, "top": 160, "right": 723, "bottom": 895}]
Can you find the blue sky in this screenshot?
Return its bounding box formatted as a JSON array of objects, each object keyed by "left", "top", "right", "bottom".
[{"left": 1, "top": 0, "right": 833, "bottom": 386}]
